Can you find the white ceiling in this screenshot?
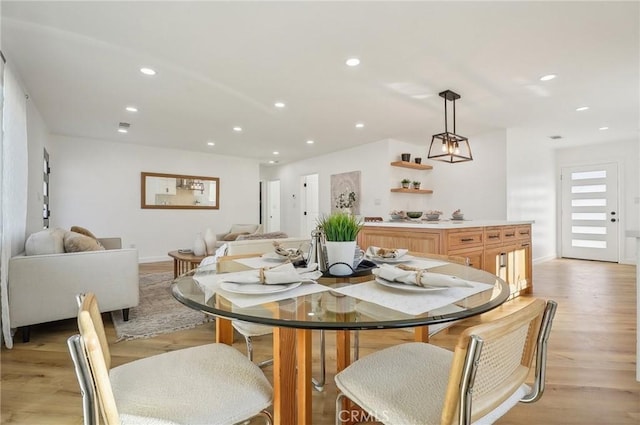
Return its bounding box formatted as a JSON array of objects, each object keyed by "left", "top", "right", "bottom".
[{"left": 2, "top": 1, "right": 638, "bottom": 164}]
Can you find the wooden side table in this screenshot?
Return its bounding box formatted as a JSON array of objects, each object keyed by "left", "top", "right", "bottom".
[{"left": 167, "top": 251, "right": 206, "bottom": 278}]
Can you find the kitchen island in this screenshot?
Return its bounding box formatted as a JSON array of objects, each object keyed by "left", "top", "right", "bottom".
[{"left": 358, "top": 220, "right": 533, "bottom": 296}]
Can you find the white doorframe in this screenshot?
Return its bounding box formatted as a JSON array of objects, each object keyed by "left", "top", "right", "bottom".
[
  {"left": 301, "top": 174, "right": 319, "bottom": 238},
  {"left": 266, "top": 180, "right": 281, "bottom": 233}
]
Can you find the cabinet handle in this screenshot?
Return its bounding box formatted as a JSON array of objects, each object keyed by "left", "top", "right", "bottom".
[
  {"left": 488, "top": 235, "right": 499, "bottom": 239},
  {"left": 519, "top": 231, "right": 529, "bottom": 235},
  {"left": 505, "top": 233, "right": 515, "bottom": 237},
  {"left": 460, "top": 238, "right": 474, "bottom": 242},
  {"left": 521, "top": 243, "right": 530, "bottom": 247}
]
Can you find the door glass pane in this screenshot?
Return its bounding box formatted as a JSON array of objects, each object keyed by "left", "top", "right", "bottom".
[
  {"left": 572, "top": 239, "right": 607, "bottom": 249},
  {"left": 571, "top": 198, "right": 606, "bottom": 207},
  {"left": 571, "top": 184, "right": 606, "bottom": 193},
  {"left": 571, "top": 212, "right": 606, "bottom": 220},
  {"left": 572, "top": 170, "right": 606, "bottom": 180},
  {"left": 572, "top": 226, "right": 607, "bottom": 235}
]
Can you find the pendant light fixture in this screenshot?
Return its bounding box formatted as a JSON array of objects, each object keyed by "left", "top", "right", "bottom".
[{"left": 427, "top": 90, "right": 473, "bottom": 163}]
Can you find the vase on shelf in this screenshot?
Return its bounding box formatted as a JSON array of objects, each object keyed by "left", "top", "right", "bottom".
[
  {"left": 204, "top": 228, "right": 216, "bottom": 255},
  {"left": 193, "top": 233, "right": 206, "bottom": 256}
]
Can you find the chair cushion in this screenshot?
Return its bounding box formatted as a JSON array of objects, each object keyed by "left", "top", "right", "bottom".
[
  {"left": 335, "top": 342, "right": 452, "bottom": 425},
  {"left": 24, "top": 228, "right": 66, "bottom": 255},
  {"left": 110, "top": 343, "right": 272, "bottom": 425}
]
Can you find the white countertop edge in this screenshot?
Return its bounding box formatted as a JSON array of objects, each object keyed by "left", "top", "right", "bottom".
[{"left": 363, "top": 220, "right": 534, "bottom": 230}]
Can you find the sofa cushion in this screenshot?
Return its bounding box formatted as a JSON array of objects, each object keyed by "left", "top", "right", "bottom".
[
  {"left": 70, "top": 225, "right": 97, "bottom": 239},
  {"left": 229, "top": 224, "right": 259, "bottom": 234},
  {"left": 223, "top": 232, "right": 250, "bottom": 241},
  {"left": 64, "top": 231, "right": 105, "bottom": 252},
  {"left": 25, "top": 228, "right": 66, "bottom": 255}
]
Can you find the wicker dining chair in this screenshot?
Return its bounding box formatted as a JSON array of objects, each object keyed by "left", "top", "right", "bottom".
[
  {"left": 68, "top": 293, "right": 273, "bottom": 425},
  {"left": 334, "top": 298, "right": 557, "bottom": 425}
]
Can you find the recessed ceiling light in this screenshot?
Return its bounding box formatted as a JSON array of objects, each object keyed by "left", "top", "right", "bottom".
[
  {"left": 233, "top": 126, "right": 242, "bottom": 132},
  {"left": 268, "top": 160, "right": 275, "bottom": 164},
  {"left": 576, "top": 106, "right": 589, "bottom": 111},
  {"left": 599, "top": 126, "right": 609, "bottom": 131},
  {"left": 539, "top": 74, "right": 556, "bottom": 81},
  {"left": 346, "top": 58, "right": 360, "bottom": 67},
  {"left": 139, "top": 67, "right": 156, "bottom": 76},
  {"left": 306, "top": 140, "right": 314, "bottom": 144},
  {"left": 207, "top": 141, "right": 215, "bottom": 146},
  {"left": 273, "top": 151, "right": 280, "bottom": 155},
  {"left": 274, "top": 102, "right": 285, "bottom": 108},
  {"left": 125, "top": 106, "right": 138, "bottom": 112},
  {"left": 117, "top": 128, "right": 128, "bottom": 133},
  {"left": 355, "top": 122, "right": 364, "bottom": 128}
]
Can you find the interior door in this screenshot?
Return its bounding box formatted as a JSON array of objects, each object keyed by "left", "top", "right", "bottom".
[
  {"left": 561, "top": 163, "right": 619, "bottom": 262},
  {"left": 302, "top": 174, "right": 319, "bottom": 238}
]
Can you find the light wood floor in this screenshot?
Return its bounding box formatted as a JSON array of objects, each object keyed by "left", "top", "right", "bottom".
[{"left": 1, "top": 259, "right": 638, "bottom": 424}]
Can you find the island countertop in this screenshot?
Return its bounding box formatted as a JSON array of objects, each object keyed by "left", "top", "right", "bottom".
[{"left": 363, "top": 219, "right": 534, "bottom": 230}]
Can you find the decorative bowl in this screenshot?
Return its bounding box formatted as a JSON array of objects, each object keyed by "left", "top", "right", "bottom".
[
  {"left": 425, "top": 213, "right": 441, "bottom": 221},
  {"left": 390, "top": 214, "right": 404, "bottom": 220},
  {"left": 452, "top": 214, "right": 464, "bottom": 220},
  {"left": 406, "top": 211, "right": 423, "bottom": 219}
]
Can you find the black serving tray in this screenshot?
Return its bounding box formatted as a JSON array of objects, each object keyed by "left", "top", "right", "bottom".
[{"left": 322, "top": 259, "right": 377, "bottom": 278}]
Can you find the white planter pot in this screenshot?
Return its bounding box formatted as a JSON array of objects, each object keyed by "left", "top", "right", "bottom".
[
  {"left": 325, "top": 241, "right": 357, "bottom": 276},
  {"left": 193, "top": 233, "right": 207, "bottom": 256}
]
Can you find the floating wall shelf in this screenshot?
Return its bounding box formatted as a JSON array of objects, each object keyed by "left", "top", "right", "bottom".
[
  {"left": 390, "top": 188, "right": 434, "bottom": 194},
  {"left": 390, "top": 161, "right": 433, "bottom": 170}
]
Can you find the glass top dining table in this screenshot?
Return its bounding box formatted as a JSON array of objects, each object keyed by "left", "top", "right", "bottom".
[{"left": 171, "top": 256, "right": 510, "bottom": 425}]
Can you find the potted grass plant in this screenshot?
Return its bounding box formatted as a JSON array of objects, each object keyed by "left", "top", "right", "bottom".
[{"left": 317, "top": 212, "right": 363, "bottom": 276}]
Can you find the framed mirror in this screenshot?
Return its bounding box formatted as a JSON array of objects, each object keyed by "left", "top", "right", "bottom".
[{"left": 141, "top": 172, "right": 219, "bottom": 209}]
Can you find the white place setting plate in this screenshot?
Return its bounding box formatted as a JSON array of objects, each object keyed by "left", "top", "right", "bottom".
[
  {"left": 366, "top": 255, "right": 414, "bottom": 264},
  {"left": 220, "top": 281, "right": 302, "bottom": 295},
  {"left": 374, "top": 277, "right": 448, "bottom": 293}
]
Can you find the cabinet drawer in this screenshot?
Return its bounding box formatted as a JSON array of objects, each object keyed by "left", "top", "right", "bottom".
[
  {"left": 484, "top": 227, "right": 503, "bottom": 245},
  {"left": 447, "top": 229, "right": 484, "bottom": 250},
  {"left": 516, "top": 225, "right": 531, "bottom": 240},
  {"left": 501, "top": 226, "right": 517, "bottom": 243},
  {"left": 449, "top": 248, "right": 484, "bottom": 270}
]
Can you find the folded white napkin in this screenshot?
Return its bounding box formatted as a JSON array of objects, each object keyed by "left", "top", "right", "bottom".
[
  {"left": 220, "top": 262, "right": 322, "bottom": 285},
  {"left": 373, "top": 264, "right": 473, "bottom": 288},
  {"left": 366, "top": 246, "right": 409, "bottom": 259}
]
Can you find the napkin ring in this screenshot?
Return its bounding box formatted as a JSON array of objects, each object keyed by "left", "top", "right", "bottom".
[{"left": 415, "top": 269, "right": 425, "bottom": 287}]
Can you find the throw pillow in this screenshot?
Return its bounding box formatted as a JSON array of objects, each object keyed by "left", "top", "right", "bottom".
[
  {"left": 236, "top": 231, "right": 288, "bottom": 240},
  {"left": 229, "top": 224, "right": 259, "bottom": 234},
  {"left": 64, "top": 231, "right": 105, "bottom": 252},
  {"left": 70, "top": 225, "right": 97, "bottom": 240},
  {"left": 223, "top": 232, "right": 250, "bottom": 241},
  {"left": 25, "top": 228, "right": 66, "bottom": 255}
]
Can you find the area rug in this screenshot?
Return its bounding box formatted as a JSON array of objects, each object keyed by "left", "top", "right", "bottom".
[{"left": 111, "top": 271, "right": 212, "bottom": 341}]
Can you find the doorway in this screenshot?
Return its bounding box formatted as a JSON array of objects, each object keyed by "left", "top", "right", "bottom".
[
  {"left": 560, "top": 162, "right": 619, "bottom": 262},
  {"left": 301, "top": 174, "right": 319, "bottom": 238}
]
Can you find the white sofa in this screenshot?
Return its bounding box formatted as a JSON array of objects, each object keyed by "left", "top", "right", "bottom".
[
  {"left": 223, "top": 236, "right": 310, "bottom": 256},
  {"left": 215, "top": 224, "right": 264, "bottom": 248},
  {"left": 8, "top": 237, "right": 139, "bottom": 342}
]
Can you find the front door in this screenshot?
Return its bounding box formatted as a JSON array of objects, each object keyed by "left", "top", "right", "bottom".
[{"left": 561, "top": 163, "right": 619, "bottom": 262}]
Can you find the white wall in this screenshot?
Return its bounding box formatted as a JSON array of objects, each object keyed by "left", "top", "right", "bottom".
[
  {"left": 48, "top": 135, "right": 261, "bottom": 262},
  {"left": 556, "top": 139, "right": 639, "bottom": 264},
  {"left": 505, "top": 129, "right": 558, "bottom": 263},
  {"left": 260, "top": 131, "right": 509, "bottom": 238}
]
